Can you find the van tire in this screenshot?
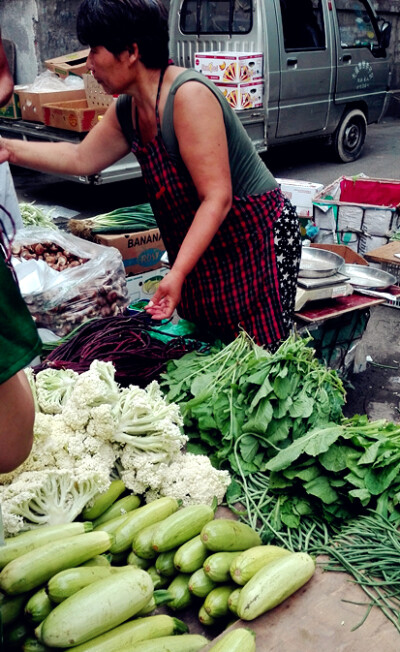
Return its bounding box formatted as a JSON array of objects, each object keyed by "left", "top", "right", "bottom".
[{"left": 333, "top": 109, "right": 367, "bottom": 163}]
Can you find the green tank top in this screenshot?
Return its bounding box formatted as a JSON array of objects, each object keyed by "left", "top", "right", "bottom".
[{"left": 117, "top": 69, "right": 278, "bottom": 197}]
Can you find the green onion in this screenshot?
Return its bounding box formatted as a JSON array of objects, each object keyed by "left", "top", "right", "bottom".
[{"left": 68, "top": 203, "right": 157, "bottom": 239}]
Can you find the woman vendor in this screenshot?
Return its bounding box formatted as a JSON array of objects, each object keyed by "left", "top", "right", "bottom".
[{"left": 0, "top": 0, "right": 301, "bottom": 349}]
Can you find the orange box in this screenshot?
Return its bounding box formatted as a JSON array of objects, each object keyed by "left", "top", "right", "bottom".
[
  {"left": 45, "top": 49, "right": 90, "bottom": 79},
  {"left": 43, "top": 99, "right": 107, "bottom": 132},
  {"left": 18, "top": 88, "right": 86, "bottom": 123}
]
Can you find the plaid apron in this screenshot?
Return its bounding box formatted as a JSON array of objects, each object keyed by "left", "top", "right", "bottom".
[{"left": 130, "top": 71, "right": 287, "bottom": 346}]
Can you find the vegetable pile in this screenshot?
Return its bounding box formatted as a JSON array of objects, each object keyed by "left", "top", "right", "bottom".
[
  {"left": 12, "top": 241, "right": 88, "bottom": 272},
  {"left": 35, "top": 314, "right": 201, "bottom": 387},
  {"left": 161, "top": 332, "right": 346, "bottom": 475},
  {"left": 160, "top": 330, "right": 400, "bottom": 631},
  {"left": 0, "top": 360, "right": 230, "bottom": 537},
  {"left": 0, "top": 491, "right": 314, "bottom": 650}
]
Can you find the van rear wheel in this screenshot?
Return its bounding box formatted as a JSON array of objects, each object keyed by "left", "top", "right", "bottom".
[{"left": 333, "top": 109, "right": 367, "bottom": 163}]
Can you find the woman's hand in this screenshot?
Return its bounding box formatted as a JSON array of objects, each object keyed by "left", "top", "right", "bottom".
[{"left": 144, "top": 269, "right": 184, "bottom": 320}]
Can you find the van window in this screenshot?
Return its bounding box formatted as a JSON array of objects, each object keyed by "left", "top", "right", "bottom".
[
  {"left": 336, "top": 0, "right": 379, "bottom": 49},
  {"left": 279, "top": 0, "right": 325, "bottom": 50},
  {"left": 180, "top": 0, "right": 252, "bottom": 34}
]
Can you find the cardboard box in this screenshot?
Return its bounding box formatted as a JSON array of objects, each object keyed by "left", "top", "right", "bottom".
[
  {"left": 277, "top": 178, "right": 324, "bottom": 218},
  {"left": 45, "top": 49, "right": 90, "bottom": 79},
  {"left": 217, "top": 81, "right": 263, "bottom": 110},
  {"left": 18, "top": 88, "right": 86, "bottom": 123},
  {"left": 43, "top": 99, "right": 107, "bottom": 132},
  {"left": 94, "top": 228, "right": 165, "bottom": 275},
  {"left": 126, "top": 267, "right": 169, "bottom": 302},
  {"left": 194, "top": 51, "right": 263, "bottom": 83},
  {"left": 0, "top": 87, "right": 25, "bottom": 119}
]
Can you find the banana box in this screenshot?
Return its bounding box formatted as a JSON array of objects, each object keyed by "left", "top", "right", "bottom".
[
  {"left": 217, "top": 81, "right": 264, "bottom": 111},
  {"left": 194, "top": 51, "right": 263, "bottom": 83}
]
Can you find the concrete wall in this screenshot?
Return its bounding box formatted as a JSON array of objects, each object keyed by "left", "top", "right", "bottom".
[{"left": 0, "top": 0, "right": 82, "bottom": 84}]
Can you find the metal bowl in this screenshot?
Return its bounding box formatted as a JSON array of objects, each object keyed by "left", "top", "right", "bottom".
[
  {"left": 340, "top": 264, "right": 396, "bottom": 290},
  {"left": 298, "top": 247, "right": 345, "bottom": 278}
]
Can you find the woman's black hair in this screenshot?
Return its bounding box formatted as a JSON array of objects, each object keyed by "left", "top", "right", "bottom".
[{"left": 77, "top": 0, "right": 169, "bottom": 69}]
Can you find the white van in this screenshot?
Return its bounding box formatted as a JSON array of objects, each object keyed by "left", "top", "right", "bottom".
[{"left": 169, "top": 0, "right": 392, "bottom": 162}]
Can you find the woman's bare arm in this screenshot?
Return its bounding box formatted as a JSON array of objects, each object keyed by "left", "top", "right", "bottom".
[
  {"left": 0, "top": 370, "right": 35, "bottom": 473},
  {"left": 0, "top": 102, "right": 131, "bottom": 177}
]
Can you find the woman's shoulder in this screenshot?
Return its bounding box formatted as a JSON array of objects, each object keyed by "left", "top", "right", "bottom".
[{"left": 167, "top": 66, "right": 219, "bottom": 95}]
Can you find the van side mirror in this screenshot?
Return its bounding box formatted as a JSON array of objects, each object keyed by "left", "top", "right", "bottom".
[{"left": 378, "top": 20, "right": 391, "bottom": 49}]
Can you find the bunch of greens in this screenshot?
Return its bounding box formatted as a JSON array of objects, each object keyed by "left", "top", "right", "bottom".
[
  {"left": 264, "top": 414, "right": 400, "bottom": 525},
  {"left": 19, "top": 202, "right": 57, "bottom": 230},
  {"left": 161, "top": 332, "right": 346, "bottom": 474}
]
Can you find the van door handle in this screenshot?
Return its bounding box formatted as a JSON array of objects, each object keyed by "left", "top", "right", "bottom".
[
  {"left": 341, "top": 54, "right": 352, "bottom": 63},
  {"left": 286, "top": 57, "right": 298, "bottom": 67}
]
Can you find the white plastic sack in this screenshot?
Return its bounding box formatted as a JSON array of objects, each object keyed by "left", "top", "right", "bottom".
[{"left": 12, "top": 227, "right": 129, "bottom": 336}]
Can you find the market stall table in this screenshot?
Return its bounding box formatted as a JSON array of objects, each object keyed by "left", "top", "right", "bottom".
[{"left": 364, "top": 241, "right": 400, "bottom": 284}]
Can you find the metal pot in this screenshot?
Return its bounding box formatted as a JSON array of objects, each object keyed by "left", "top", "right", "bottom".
[{"left": 298, "top": 247, "right": 345, "bottom": 279}]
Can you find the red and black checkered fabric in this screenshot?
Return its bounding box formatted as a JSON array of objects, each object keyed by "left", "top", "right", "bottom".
[{"left": 128, "top": 77, "right": 289, "bottom": 347}]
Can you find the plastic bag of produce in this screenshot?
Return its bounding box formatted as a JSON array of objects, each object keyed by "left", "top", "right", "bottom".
[{"left": 11, "top": 227, "right": 129, "bottom": 336}]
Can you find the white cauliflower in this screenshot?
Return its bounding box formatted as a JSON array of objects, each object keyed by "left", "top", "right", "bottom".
[
  {"left": 121, "top": 453, "right": 231, "bottom": 508},
  {"left": 34, "top": 367, "right": 78, "bottom": 414},
  {"left": 1, "top": 470, "right": 110, "bottom": 534},
  {"left": 139, "top": 453, "right": 231, "bottom": 506},
  {"left": 68, "top": 360, "right": 120, "bottom": 409}
]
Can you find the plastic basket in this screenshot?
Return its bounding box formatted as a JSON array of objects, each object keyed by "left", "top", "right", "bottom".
[
  {"left": 381, "top": 261, "right": 400, "bottom": 284},
  {"left": 83, "top": 74, "right": 114, "bottom": 109}
]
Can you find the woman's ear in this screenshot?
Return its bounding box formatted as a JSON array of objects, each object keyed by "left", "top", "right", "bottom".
[{"left": 127, "top": 43, "right": 140, "bottom": 63}]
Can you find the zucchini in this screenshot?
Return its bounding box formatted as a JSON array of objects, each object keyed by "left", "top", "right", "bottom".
[
  {"left": 47, "top": 565, "right": 124, "bottom": 603},
  {"left": 127, "top": 551, "right": 152, "bottom": 570},
  {"left": 82, "top": 479, "right": 126, "bottom": 520},
  {"left": 25, "top": 587, "right": 53, "bottom": 623},
  {"left": 174, "top": 535, "right": 208, "bottom": 574},
  {"left": 61, "top": 614, "right": 188, "bottom": 652},
  {"left": 237, "top": 552, "right": 316, "bottom": 620},
  {"left": 136, "top": 589, "right": 173, "bottom": 615},
  {"left": 227, "top": 587, "right": 242, "bottom": 615},
  {"left": 188, "top": 568, "right": 217, "bottom": 598},
  {"left": 124, "top": 634, "right": 209, "bottom": 651},
  {"left": 0, "top": 531, "right": 113, "bottom": 595},
  {"left": 166, "top": 574, "right": 193, "bottom": 611},
  {"left": 207, "top": 627, "right": 256, "bottom": 651},
  {"left": 92, "top": 494, "right": 141, "bottom": 527},
  {"left": 3, "top": 619, "right": 30, "bottom": 649},
  {"left": 204, "top": 552, "right": 240, "bottom": 583},
  {"left": 109, "top": 551, "right": 129, "bottom": 566},
  {"left": 204, "top": 585, "right": 236, "bottom": 618},
  {"left": 40, "top": 567, "right": 153, "bottom": 647},
  {"left": 200, "top": 520, "right": 261, "bottom": 552},
  {"left": 230, "top": 545, "right": 292, "bottom": 585},
  {"left": 0, "top": 521, "right": 92, "bottom": 569},
  {"left": 93, "top": 512, "right": 131, "bottom": 536},
  {"left": 155, "top": 549, "right": 178, "bottom": 578},
  {"left": 0, "top": 591, "right": 26, "bottom": 625},
  {"left": 80, "top": 555, "right": 111, "bottom": 568},
  {"left": 110, "top": 497, "right": 181, "bottom": 554},
  {"left": 198, "top": 603, "right": 215, "bottom": 626},
  {"left": 146, "top": 565, "right": 169, "bottom": 589},
  {"left": 131, "top": 522, "right": 159, "bottom": 560},
  {"left": 22, "top": 637, "right": 51, "bottom": 652},
  {"left": 152, "top": 504, "right": 215, "bottom": 553}
]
